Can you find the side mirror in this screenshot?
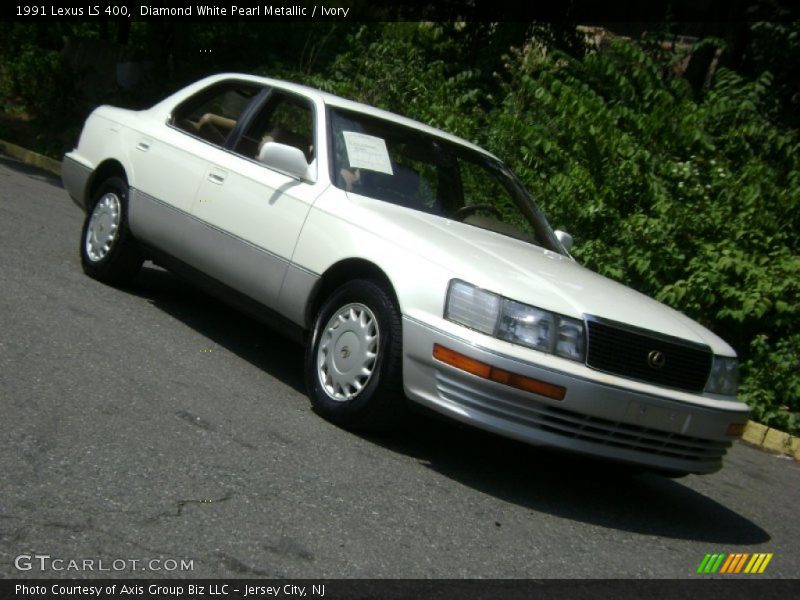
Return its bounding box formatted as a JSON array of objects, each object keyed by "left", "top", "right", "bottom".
[
  {"left": 257, "top": 142, "right": 313, "bottom": 182},
  {"left": 554, "top": 229, "right": 574, "bottom": 253}
]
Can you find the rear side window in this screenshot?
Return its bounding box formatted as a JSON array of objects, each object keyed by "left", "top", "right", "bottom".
[{"left": 171, "top": 81, "right": 261, "bottom": 146}]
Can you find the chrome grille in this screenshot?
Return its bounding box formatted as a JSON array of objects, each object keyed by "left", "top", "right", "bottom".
[{"left": 586, "top": 318, "right": 713, "bottom": 393}]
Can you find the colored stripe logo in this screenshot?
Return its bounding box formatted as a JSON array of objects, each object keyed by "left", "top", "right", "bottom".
[{"left": 697, "top": 553, "right": 773, "bottom": 574}]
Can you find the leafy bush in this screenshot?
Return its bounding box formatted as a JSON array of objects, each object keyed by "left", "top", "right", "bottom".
[
  {"left": 283, "top": 24, "right": 487, "bottom": 141},
  {"left": 1, "top": 44, "right": 62, "bottom": 116}
]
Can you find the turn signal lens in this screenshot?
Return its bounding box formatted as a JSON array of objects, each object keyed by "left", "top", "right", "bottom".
[
  {"left": 433, "top": 344, "right": 566, "bottom": 401},
  {"left": 432, "top": 344, "right": 491, "bottom": 378},
  {"left": 726, "top": 423, "right": 745, "bottom": 437}
]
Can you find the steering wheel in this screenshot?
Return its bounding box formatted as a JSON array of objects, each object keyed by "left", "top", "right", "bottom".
[{"left": 454, "top": 203, "right": 504, "bottom": 221}]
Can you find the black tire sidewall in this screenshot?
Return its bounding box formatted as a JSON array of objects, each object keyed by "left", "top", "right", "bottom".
[{"left": 305, "top": 279, "right": 403, "bottom": 428}]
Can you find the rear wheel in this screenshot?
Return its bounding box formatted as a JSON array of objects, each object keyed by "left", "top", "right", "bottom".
[
  {"left": 80, "top": 176, "right": 142, "bottom": 284},
  {"left": 305, "top": 279, "right": 405, "bottom": 431}
]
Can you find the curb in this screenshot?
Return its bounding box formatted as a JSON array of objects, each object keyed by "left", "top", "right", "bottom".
[
  {"left": 0, "top": 138, "right": 61, "bottom": 176},
  {"left": 741, "top": 421, "right": 800, "bottom": 461},
  {"left": 1, "top": 137, "right": 799, "bottom": 464}
]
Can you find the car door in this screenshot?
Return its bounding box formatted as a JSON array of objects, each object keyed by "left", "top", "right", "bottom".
[
  {"left": 127, "top": 80, "right": 264, "bottom": 259},
  {"left": 182, "top": 89, "right": 325, "bottom": 312}
]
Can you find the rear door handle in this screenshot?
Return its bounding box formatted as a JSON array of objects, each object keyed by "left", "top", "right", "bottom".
[{"left": 136, "top": 140, "right": 151, "bottom": 152}]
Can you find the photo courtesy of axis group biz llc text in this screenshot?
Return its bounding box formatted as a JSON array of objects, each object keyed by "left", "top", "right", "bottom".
[{"left": 15, "top": 584, "right": 327, "bottom": 597}]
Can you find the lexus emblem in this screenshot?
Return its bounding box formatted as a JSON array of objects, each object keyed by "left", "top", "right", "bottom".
[{"left": 647, "top": 350, "right": 666, "bottom": 370}]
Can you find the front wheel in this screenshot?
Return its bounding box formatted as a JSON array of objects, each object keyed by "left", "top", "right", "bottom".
[
  {"left": 305, "top": 279, "right": 405, "bottom": 431},
  {"left": 80, "top": 176, "right": 142, "bottom": 284}
]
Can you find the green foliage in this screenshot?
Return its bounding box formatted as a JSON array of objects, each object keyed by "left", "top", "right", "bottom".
[
  {"left": 741, "top": 334, "right": 800, "bottom": 434},
  {"left": 1, "top": 43, "right": 63, "bottom": 116},
  {"left": 0, "top": 39, "right": 84, "bottom": 157},
  {"left": 743, "top": 21, "right": 800, "bottom": 129},
  {"left": 283, "top": 24, "right": 487, "bottom": 141}
]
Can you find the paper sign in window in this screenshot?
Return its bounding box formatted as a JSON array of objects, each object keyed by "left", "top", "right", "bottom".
[{"left": 342, "top": 132, "right": 393, "bottom": 175}]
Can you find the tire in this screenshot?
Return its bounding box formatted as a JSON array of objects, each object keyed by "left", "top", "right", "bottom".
[
  {"left": 305, "top": 279, "right": 405, "bottom": 431},
  {"left": 80, "top": 176, "right": 143, "bottom": 284}
]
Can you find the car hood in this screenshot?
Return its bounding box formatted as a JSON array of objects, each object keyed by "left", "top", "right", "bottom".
[{"left": 346, "top": 193, "right": 734, "bottom": 354}]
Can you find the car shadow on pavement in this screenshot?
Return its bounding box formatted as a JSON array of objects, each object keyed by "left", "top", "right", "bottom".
[
  {"left": 127, "top": 264, "right": 307, "bottom": 395},
  {"left": 370, "top": 415, "right": 771, "bottom": 545},
  {"left": 128, "top": 265, "right": 768, "bottom": 546}
]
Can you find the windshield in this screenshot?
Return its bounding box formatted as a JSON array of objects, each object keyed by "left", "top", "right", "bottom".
[{"left": 329, "top": 108, "right": 564, "bottom": 254}]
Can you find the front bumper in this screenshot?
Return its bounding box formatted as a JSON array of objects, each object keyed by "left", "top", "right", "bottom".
[{"left": 402, "top": 316, "right": 749, "bottom": 474}]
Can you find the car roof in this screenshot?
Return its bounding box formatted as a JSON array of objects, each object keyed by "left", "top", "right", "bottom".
[{"left": 195, "top": 72, "right": 499, "bottom": 161}]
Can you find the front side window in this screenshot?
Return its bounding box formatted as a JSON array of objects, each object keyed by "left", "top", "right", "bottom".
[
  {"left": 329, "top": 108, "right": 563, "bottom": 253},
  {"left": 233, "top": 92, "right": 315, "bottom": 163},
  {"left": 171, "top": 81, "right": 261, "bottom": 146}
]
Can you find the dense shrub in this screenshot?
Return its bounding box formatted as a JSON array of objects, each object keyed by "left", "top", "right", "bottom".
[
  {"left": 0, "top": 43, "right": 63, "bottom": 116},
  {"left": 285, "top": 24, "right": 487, "bottom": 141}
]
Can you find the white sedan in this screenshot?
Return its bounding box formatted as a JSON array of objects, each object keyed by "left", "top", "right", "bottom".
[{"left": 61, "top": 73, "right": 749, "bottom": 476}]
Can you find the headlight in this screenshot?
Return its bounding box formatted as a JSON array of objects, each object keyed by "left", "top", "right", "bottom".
[
  {"left": 705, "top": 356, "right": 739, "bottom": 396},
  {"left": 445, "top": 280, "right": 585, "bottom": 362},
  {"left": 497, "top": 299, "right": 554, "bottom": 352}
]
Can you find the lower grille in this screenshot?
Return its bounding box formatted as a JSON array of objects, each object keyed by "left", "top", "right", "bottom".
[
  {"left": 539, "top": 404, "right": 729, "bottom": 462},
  {"left": 435, "top": 371, "right": 730, "bottom": 465},
  {"left": 586, "top": 318, "right": 713, "bottom": 393}
]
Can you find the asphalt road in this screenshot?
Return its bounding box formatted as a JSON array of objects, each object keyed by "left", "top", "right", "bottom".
[{"left": 1, "top": 155, "right": 799, "bottom": 580}]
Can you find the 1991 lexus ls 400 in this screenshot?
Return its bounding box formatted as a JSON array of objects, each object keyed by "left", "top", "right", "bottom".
[{"left": 62, "top": 73, "right": 749, "bottom": 476}]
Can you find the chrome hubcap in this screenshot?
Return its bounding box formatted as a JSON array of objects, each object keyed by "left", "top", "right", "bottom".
[
  {"left": 85, "top": 193, "right": 121, "bottom": 262},
  {"left": 317, "top": 303, "right": 380, "bottom": 402}
]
